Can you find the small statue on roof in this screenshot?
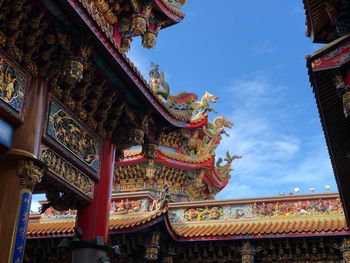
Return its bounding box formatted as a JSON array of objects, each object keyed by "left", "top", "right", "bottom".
[
  {"left": 156, "top": 182, "right": 171, "bottom": 210},
  {"left": 149, "top": 63, "right": 169, "bottom": 100}
]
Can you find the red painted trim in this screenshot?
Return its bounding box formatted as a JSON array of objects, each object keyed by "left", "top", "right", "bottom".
[
  {"left": 186, "top": 117, "right": 208, "bottom": 129},
  {"left": 154, "top": 0, "right": 184, "bottom": 23},
  {"left": 116, "top": 153, "right": 213, "bottom": 170},
  {"left": 66, "top": 0, "right": 187, "bottom": 128},
  {"left": 77, "top": 140, "right": 115, "bottom": 243}
]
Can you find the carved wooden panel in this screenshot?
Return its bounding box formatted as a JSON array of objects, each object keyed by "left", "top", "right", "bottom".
[
  {"left": 43, "top": 98, "right": 102, "bottom": 179},
  {"left": 0, "top": 53, "right": 29, "bottom": 122},
  {"left": 40, "top": 144, "right": 95, "bottom": 199}
]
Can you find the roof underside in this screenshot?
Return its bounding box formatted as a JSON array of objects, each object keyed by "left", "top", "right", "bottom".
[
  {"left": 303, "top": 0, "right": 337, "bottom": 43},
  {"left": 307, "top": 36, "right": 350, "bottom": 224}
]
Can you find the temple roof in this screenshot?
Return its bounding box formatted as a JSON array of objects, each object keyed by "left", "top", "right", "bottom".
[
  {"left": 54, "top": 0, "right": 195, "bottom": 128},
  {"left": 27, "top": 193, "right": 349, "bottom": 241},
  {"left": 306, "top": 34, "right": 350, "bottom": 224}
]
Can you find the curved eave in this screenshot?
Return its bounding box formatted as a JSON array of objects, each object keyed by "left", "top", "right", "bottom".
[
  {"left": 116, "top": 151, "right": 213, "bottom": 170},
  {"left": 154, "top": 0, "right": 185, "bottom": 24},
  {"left": 64, "top": 0, "right": 187, "bottom": 128},
  {"left": 202, "top": 159, "right": 229, "bottom": 191}
]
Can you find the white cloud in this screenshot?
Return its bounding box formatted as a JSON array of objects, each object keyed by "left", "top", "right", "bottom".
[{"left": 216, "top": 74, "right": 336, "bottom": 199}]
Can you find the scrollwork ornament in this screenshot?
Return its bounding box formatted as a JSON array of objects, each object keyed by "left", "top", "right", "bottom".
[{"left": 17, "top": 160, "right": 44, "bottom": 192}]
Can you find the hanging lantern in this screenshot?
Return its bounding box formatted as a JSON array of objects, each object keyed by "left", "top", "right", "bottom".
[
  {"left": 142, "top": 31, "right": 157, "bottom": 49},
  {"left": 142, "top": 143, "right": 158, "bottom": 159},
  {"left": 131, "top": 15, "right": 147, "bottom": 36},
  {"left": 63, "top": 57, "right": 84, "bottom": 85},
  {"left": 128, "top": 128, "right": 144, "bottom": 145},
  {"left": 145, "top": 160, "right": 158, "bottom": 180},
  {"left": 121, "top": 36, "right": 132, "bottom": 52},
  {"left": 144, "top": 232, "right": 160, "bottom": 261}
]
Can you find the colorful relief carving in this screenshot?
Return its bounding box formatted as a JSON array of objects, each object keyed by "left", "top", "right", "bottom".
[
  {"left": 183, "top": 206, "right": 223, "bottom": 221},
  {"left": 0, "top": 57, "right": 27, "bottom": 115},
  {"left": 47, "top": 100, "right": 101, "bottom": 173},
  {"left": 40, "top": 145, "right": 95, "bottom": 198},
  {"left": 110, "top": 198, "right": 152, "bottom": 213},
  {"left": 42, "top": 207, "right": 77, "bottom": 219},
  {"left": 170, "top": 198, "right": 344, "bottom": 223}
]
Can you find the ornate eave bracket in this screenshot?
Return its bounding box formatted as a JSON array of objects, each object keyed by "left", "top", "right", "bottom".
[
  {"left": 0, "top": 148, "right": 46, "bottom": 192},
  {"left": 333, "top": 71, "right": 350, "bottom": 118}
]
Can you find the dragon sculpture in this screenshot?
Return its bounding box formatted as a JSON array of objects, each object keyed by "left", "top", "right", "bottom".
[
  {"left": 203, "top": 116, "right": 233, "bottom": 137},
  {"left": 149, "top": 63, "right": 170, "bottom": 100},
  {"left": 215, "top": 151, "right": 241, "bottom": 181},
  {"left": 148, "top": 64, "right": 218, "bottom": 118},
  {"left": 192, "top": 91, "right": 218, "bottom": 113},
  {"left": 180, "top": 116, "right": 233, "bottom": 158}
]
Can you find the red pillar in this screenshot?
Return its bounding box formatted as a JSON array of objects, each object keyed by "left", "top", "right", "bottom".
[
  {"left": 78, "top": 139, "right": 115, "bottom": 242},
  {"left": 72, "top": 140, "right": 115, "bottom": 262}
]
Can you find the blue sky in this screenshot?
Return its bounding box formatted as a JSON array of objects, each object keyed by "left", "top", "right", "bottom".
[
  {"left": 31, "top": 1, "right": 337, "bottom": 211},
  {"left": 127, "top": 1, "right": 337, "bottom": 198}
]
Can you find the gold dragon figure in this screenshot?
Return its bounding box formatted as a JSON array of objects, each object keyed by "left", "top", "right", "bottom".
[
  {"left": 191, "top": 91, "right": 218, "bottom": 114},
  {"left": 204, "top": 116, "right": 233, "bottom": 137}
]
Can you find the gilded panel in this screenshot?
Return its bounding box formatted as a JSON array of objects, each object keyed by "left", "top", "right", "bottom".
[
  {"left": 40, "top": 145, "right": 95, "bottom": 198},
  {"left": 0, "top": 55, "right": 28, "bottom": 119},
  {"left": 46, "top": 100, "right": 101, "bottom": 174}
]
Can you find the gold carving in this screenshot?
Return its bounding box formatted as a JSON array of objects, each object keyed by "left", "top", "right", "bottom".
[
  {"left": 17, "top": 160, "right": 44, "bottom": 192},
  {"left": 0, "top": 58, "right": 17, "bottom": 102},
  {"left": 41, "top": 146, "right": 94, "bottom": 197}
]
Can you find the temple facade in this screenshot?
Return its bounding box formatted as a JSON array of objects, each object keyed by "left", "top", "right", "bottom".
[{"left": 1, "top": 0, "right": 350, "bottom": 262}]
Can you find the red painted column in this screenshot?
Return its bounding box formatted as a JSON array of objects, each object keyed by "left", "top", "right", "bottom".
[{"left": 77, "top": 139, "right": 115, "bottom": 242}]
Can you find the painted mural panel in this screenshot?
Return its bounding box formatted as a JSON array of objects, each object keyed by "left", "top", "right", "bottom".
[
  {"left": 0, "top": 55, "right": 28, "bottom": 118},
  {"left": 110, "top": 198, "right": 153, "bottom": 214},
  {"left": 170, "top": 198, "right": 344, "bottom": 223},
  {"left": 40, "top": 145, "right": 95, "bottom": 198},
  {"left": 46, "top": 100, "right": 101, "bottom": 174}
]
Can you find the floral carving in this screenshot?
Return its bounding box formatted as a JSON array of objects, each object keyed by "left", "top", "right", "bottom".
[{"left": 17, "top": 160, "right": 44, "bottom": 192}]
